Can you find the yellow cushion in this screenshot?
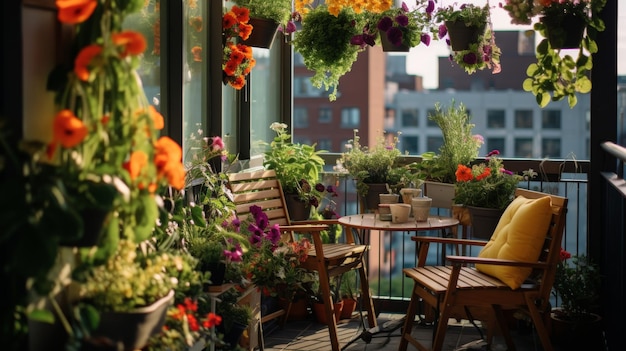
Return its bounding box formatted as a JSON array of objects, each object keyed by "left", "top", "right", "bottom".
[{"left": 475, "top": 195, "right": 553, "bottom": 289}]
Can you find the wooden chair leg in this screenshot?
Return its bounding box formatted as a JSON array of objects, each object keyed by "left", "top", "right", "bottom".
[
  {"left": 493, "top": 305, "right": 516, "bottom": 351},
  {"left": 431, "top": 304, "right": 452, "bottom": 351},
  {"left": 318, "top": 266, "right": 340, "bottom": 351},
  {"left": 525, "top": 295, "right": 554, "bottom": 351},
  {"left": 358, "top": 262, "right": 377, "bottom": 329},
  {"left": 399, "top": 283, "right": 420, "bottom": 351}
]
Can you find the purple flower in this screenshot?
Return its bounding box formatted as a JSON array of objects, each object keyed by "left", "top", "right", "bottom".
[
  {"left": 224, "top": 243, "right": 243, "bottom": 262},
  {"left": 395, "top": 14, "right": 409, "bottom": 27},
  {"left": 363, "top": 33, "right": 376, "bottom": 46},
  {"left": 438, "top": 24, "right": 448, "bottom": 38},
  {"left": 426, "top": 0, "right": 435, "bottom": 14},
  {"left": 267, "top": 224, "right": 281, "bottom": 245},
  {"left": 248, "top": 223, "right": 263, "bottom": 238},
  {"left": 255, "top": 212, "right": 269, "bottom": 230},
  {"left": 250, "top": 205, "right": 263, "bottom": 217},
  {"left": 315, "top": 183, "right": 325, "bottom": 192},
  {"left": 401, "top": 1, "right": 409, "bottom": 12},
  {"left": 487, "top": 150, "right": 500, "bottom": 157},
  {"left": 351, "top": 34, "right": 365, "bottom": 46},
  {"left": 421, "top": 33, "right": 431, "bottom": 46},
  {"left": 249, "top": 232, "right": 263, "bottom": 247},
  {"left": 285, "top": 20, "right": 297, "bottom": 34},
  {"left": 309, "top": 197, "right": 319, "bottom": 208},
  {"left": 463, "top": 52, "right": 478, "bottom": 65},
  {"left": 386, "top": 27, "right": 403, "bottom": 46},
  {"left": 502, "top": 169, "right": 514, "bottom": 176},
  {"left": 377, "top": 16, "right": 393, "bottom": 32},
  {"left": 326, "top": 185, "right": 336, "bottom": 194}
]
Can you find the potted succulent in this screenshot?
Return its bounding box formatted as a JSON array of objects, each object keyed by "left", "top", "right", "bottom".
[
  {"left": 351, "top": 0, "right": 438, "bottom": 52},
  {"left": 436, "top": 3, "right": 501, "bottom": 74},
  {"left": 338, "top": 129, "right": 402, "bottom": 211},
  {"left": 263, "top": 122, "right": 327, "bottom": 220},
  {"left": 502, "top": 0, "right": 607, "bottom": 107},
  {"left": 551, "top": 249, "right": 604, "bottom": 349},
  {"left": 292, "top": 4, "right": 363, "bottom": 101},
  {"left": 230, "top": 0, "right": 295, "bottom": 48}
]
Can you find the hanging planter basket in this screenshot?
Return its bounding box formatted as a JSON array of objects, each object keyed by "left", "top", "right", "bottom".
[
  {"left": 380, "top": 32, "right": 410, "bottom": 52},
  {"left": 541, "top": 14, "right": 585, "bottom": 49},
  {"left": 445, "top": 20, "right": 485, "bottom": 51},
  {"left": 242, "top": 17, "right": 279, "bottom": 49}
]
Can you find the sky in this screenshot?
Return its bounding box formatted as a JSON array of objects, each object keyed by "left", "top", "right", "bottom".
[{"left": 402, "top": 0, "right": 626, "bottom": 89}]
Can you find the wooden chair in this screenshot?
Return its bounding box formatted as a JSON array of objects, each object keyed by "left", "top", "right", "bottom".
[
  {"left": 399, "top": 188, "right": 568, "bottom": 351},
  {"left": 227, "top": 170, "right": 377, "bottom": 351}
]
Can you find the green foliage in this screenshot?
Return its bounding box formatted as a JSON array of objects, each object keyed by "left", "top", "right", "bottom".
[
  {"left": 522, "top": 0, "right": 607, "bottom": 108},
  {"left": 293, "top": 6, "right": 362, "bottom": 101},
  {"left": 553, "top": 253, "right": 601, "bottom": 321},
  {"left": 427, "top": 101, "right": 482, "bottom": 183},
  {"left": 231, "top": 0, "right": 292, "bottom": 26},
  {"left": 435, "top": 3, "right": 490, "bottom": 27},
  {"left": 339, "top": 129, "right": 402, "bottom": 197}
]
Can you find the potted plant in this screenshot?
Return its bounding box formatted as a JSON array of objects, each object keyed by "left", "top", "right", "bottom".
[
  {"left": 502, "top": 0, "right": 607, "bottom": 107},
  {"left": 222, "top": 6, "right": 257, "bottom": 90},
  {"left": 551, "top": 249, "right": 604, "bottom": 349},
  {"left": 230, "top": 0, "right": 295, "bottom": 48},
  {"left": 292, "top": 4, "right": 363, "bottom": 101},
  {"left": 435, "top": 3, "right": 501, "bottom": 74},
  {"left": 215, "top": 289, "right": 253, "bottom": 349},
  {"left": 351, "top": 0, "right": 438, "bottom": 52},
  {"left": 453, "top": 150, "right": 523, "bottom": 238},
  {"left": 338, "top": 129, "right": 402, "bottom": 210},
  {"left": 263, "top": 122, "right": 327, "bottom": 220}
]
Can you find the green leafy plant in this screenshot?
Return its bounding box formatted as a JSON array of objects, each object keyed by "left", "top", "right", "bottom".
[
  {"left": 351, "top": 0, "right": 439, "bottom": 49},
  {"left": 263, "top": 122, "right": 326, "bottom": 206},
  {"left": 338, "top": 129, "right": 402, "bottom": 197},
  {"left": 435, "top": 2, "right": 490, "bottom": 27},
  {"left": 553, "top": 249, "right": 601, "bottom": 321},
  {"left": 510, "top": 0, "right": 607, "bottom": 107},
  {"left": 230, "top": 0, "right": 294, "bottom": 31},
  {"left": 453, "top": 150, "right": 523, "bottom": 210},
  {"left": 426, "top": 101, "right": 483, "bottom": 183},
  {"left": 292, "top": 5, "right": 363, "bottom": 101}
]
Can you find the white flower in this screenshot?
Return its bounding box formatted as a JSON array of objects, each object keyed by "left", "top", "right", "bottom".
[{"left": 270, "top": 122, "right": 288, "bottom": 132}]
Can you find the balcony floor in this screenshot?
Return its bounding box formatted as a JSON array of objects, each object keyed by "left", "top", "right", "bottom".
[{"left": 262, "top": 313, "right": 542, "bottom": 351}]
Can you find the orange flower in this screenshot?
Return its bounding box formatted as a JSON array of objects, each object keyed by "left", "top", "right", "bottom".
[
  {"left": 455, "top": 164, "right": 473, "bottom": 182},
  {"left": 74, "top": 44, "right": 102, "bottom": 81},
  {"left": 230, "top": 75, "right": 246, "bottom": 90},
  {"left": 164, "top": 162, "right": 185, "bottom": 190},
  {"left": 238, "top": 23, "right": 253, "bottom": 40},
  {"left": 230, "top": 49, "right": 245, "bottom": 64},
  {"left": 237, "top": 43, "right": 253, "bottom": 59},
  {"left": 222, "top": 12, "right": 237, "bottom": 29},
  {"left": 152, "top": 18, "right": 161, "bottom": 55},
  {"left": 231, "top": 5, "right": 250, "bottom": 23},
  {"left": 56, "top": 0, "right": 97, "bottom": 24},
  {"left": 112, "top": 31, "right": 147, "bottom": 57},
  {"left": 189, "top": 16, "right": 203, "bottom": 32},
  {"left": 52, "top": 109, "right": 88, "bottom": 148},
  {"left": 223, "top": 60, "right": 238, "bottom": 76},
  {"left": 191, "top": 46, "right": 202, "bottom": 62},
  {"left": 154, "top": 137, "right": 185, "bottom": 189},
  {"left": 475, "top": 167, "right": 491, "bottom": 181},
  {"left": 203, "top": 313, "right": 222, "bottom": 329},
  {"left": 149, "top": 106, "right": 164, "bottom": 130},
  {"left": 124, "top": 150, "right": 148, "bottom": 180}
]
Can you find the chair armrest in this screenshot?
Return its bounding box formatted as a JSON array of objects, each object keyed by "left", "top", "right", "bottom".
[
  {"left": 446, "top": 255, "right": 549, "bottom": 269},
  {"left": 281, "top": 224, "right": 329, "bottom": 232},
  {"left": 291, "top": 219, "right": 339, "bottom": 226},
  {"left": 411, "top": 236, "right": 488, "bottom": 247}
]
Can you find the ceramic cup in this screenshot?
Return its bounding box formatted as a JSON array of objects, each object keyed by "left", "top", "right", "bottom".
[
  {"left": 379, "top": 193, "right": 400, "bottom": 205},
  {"left": 412, "top": 197, "right": 433, "bottom": 222},
  {"left": 400, "top": 188, "right": 422, "bottom": 205},
  {"left": 389, "top": 203, "right": 411, "bottom": 224}
]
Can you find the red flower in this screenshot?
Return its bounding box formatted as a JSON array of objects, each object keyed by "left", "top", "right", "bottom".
[
  {"left": 559, "top": 248, "right": 571, "bottom": 262},
  {"left": 112, "top": 31, "right": 147, "bottom": 57},
  {"left": 56, "top": 0, "right": 97, "bottom": 24},
  {"left": 455, "top": 164, "right": 473, "bottom": 182},
  {"left": 52, "top": 109, "right": 88, "bottom": 148},
  {"left": 74, "top": 44, "right": 102, "bottom": 81},
  {"left": 202, "top": 313, "right": 222, "bottom": 329}
]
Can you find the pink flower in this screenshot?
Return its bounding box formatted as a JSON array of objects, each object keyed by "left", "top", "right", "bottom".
[{"left": 211, "top": 136, "right": 224, "bottom": 151}]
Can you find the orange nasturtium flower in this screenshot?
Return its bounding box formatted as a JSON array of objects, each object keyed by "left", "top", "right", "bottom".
[
  {"left": 222, "top": 12, "right": 237, "bottom": 29},
  {"left": 74, "top": 44, "right": 102, "bottom": 81},
  {"left": 191, "top": 46, "right": 202, "bottom": 62},
  {"left": 149, "top": 106, "right": 164, "bottom": 130},
  {"left": 475, "top": 167, "right": 491, "bottom": 181},
  {"left": 231, "top": 5, "right": 250, "bottom": 23},
  {"left": 154, "top": 137, "right": 185, "bottom": 189},
  {"left": 123, "top": 150, "right": 149, "bottom": 180},
  {"left": 189, "top": 16, "right": 203, "bottom": 32},
  {"left": 56, "top": 0, "right": 97, "bottom": 24},
  {"left": 238, "top": 23, "right": 253, "bottom": 41},
  {"left": 112, "top": 31, "right": 147, "bottom": 57},
  {"left": 230, "top": 75, "right": 246, "bottom": 90},
  {"left": 52, "top": 109, "right": 88, "bottom": 148},
  {"left": 455, "top": 164, "right": 473, "bottom": 182}
]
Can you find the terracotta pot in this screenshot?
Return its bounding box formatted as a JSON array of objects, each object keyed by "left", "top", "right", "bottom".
[
  {"left": 550, "top": 308, "right": 604, "bottom": 350},
  {"left": 445, "top": 20, "right": 485, "bottom": 51},
  {"left": 340, "top": 298, "right": 357, "bottom": 319},
  {"left": 312, "top": 300, "right": 343, "bottom": 325},
  {"left": 242, "top": 17, "right": 279, "bottom": 49},
  {"left": 467, "top": 206, "right": 504, "bottom": 239}
]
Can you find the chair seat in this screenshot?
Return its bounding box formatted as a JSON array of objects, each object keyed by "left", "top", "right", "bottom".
[
  {"left": 404, "top": 266, "right": 511, "bottom": 294},
  {"left": 311, "top": 243, "right": 368, "bottom": 260}
]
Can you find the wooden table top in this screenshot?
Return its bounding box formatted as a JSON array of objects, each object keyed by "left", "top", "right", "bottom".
[{"left": 338, "top": 213, "right": 459, "bottom": 232}]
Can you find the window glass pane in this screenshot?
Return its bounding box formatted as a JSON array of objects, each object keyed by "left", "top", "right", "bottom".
[
  {"left": 514, "top": 110, "right": 533, "bottom": 129},
  {"left": 542, "top": 138, "right": 561, "bottom": 158},
  {"left": 294, "top": 107, "right": 309, "bottom": 128},
  {"left": 401, "top": 136, "right": 419, "bottom": 154},
  {"left": 487, "top": 109, "right": 505, "bottom": 128},
  {"left": 317, "top": 138, "right": 332, "bottom": 151},
  {"left": 514, "top": 138, "right": 533, "bottom": 158},
  {"left": 319, "top": 107, "right": 332, "bottom": 123},
  {"left": 426, "top": 108, "right": 437, "bottom": 127},
  {"left": 487, "top": 138, "right": 505, "bottom": 155},
  {"left": 541, "top": 109, "right": 561, "bottom": 129},
  {"left": 341, "top": 107, "right": 360, "bottom": 128},
  {"left": 401, "top": 108, "right": 419, "bottom": 127},
  {"left": 427, "top": 136, "right": 443, "bottom": 153}
]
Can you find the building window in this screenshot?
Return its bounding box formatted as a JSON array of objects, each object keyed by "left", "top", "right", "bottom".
[
  {"left": 486, "top": 137, "right": 505, "bottom": 155},
  {"left": 318, "top": 138, "right": 332, "bottom": 151},
  {"left": 401, "top": 108, "right": 419, "bottom": 127},
  {"left": 318, "top": 107, "right": 332, "bottom": 123},
  {"left": 514, "top": 110, "right": 533, "bottom": 129},
  {"left": 514, "top": 138, "right": 533, "bottom": 158},
  {"left": 542, "top": 138, "right": 561, "bottom": 158},
  {"left": 427, "top": 136, "right": 443, "bottom": 153},
  {"left": 426, "top": 108, "right": 438, "bottom": 127},
  {"left": 401, "top": 136, "right": 419, "bottom": 155},
  {"left": 541, "top": 109, "right": 561, "bottom": 129},
  {"left": 294, "top": 107, "right": 308, "bottom": 128},
  {"left": 487, "top": 109, "right": 506, "bottom": 128},
  {"left": 341, "top": 107, "right": 360, "bottom": 127}
]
